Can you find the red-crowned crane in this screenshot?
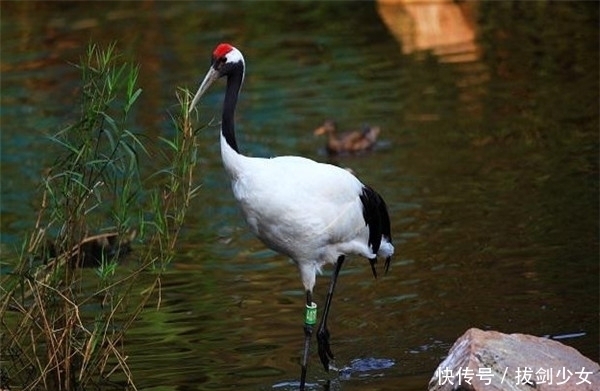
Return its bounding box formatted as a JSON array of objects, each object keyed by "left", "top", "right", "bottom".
[{"left": 189, "top": 43, "right": 394, "bottom": 390}]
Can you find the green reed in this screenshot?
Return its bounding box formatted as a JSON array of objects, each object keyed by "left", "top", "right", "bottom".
[{"left": 0, "top": 43, "right": 200, "bottom": 390}]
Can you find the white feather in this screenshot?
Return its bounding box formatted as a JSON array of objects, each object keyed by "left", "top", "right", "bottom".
[{"left": 221, "top": 135, "right": 376, "bottom": 291}]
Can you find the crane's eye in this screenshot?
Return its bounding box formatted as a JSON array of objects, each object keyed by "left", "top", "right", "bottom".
[{"left": 212, "top": 56, "right": 226, "bottom": 71}]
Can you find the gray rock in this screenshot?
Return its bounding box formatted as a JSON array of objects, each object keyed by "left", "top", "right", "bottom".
[{"left": 428, "top": 328, "right": 599, "bottom": 391}]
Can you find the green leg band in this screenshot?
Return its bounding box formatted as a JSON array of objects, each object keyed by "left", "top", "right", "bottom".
[{"left": 305, "top": 302, "right": 317, "bottom": 325}]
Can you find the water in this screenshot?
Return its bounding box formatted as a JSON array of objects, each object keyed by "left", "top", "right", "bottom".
[{"left": 1, "top": 1, "right": 598, "bottom": 390}]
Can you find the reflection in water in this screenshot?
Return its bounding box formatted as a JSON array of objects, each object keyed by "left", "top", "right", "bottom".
[
  {"left": 377, "top": 0, "right": 488, "bottom": 123},
  {"left": 376, "top": 0, "right": 480, "bottom": 63}
]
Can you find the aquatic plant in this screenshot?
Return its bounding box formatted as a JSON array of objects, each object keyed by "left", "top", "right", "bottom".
[{"left": 0, "top": 43, "right": 200, "bottom": 390}]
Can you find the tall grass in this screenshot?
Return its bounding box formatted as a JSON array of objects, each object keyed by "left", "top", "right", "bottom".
[{"left": 0, "top": 43, "right": 200, "bottom": 390}]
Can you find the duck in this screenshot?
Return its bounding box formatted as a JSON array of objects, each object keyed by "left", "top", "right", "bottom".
[{"left": 313, "top": 119, "right": 381, "bottom": 155}]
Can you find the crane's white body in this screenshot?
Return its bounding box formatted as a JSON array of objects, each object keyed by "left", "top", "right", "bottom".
[{"left": 220, "top": 133, "right": 393, "bottom": 291}]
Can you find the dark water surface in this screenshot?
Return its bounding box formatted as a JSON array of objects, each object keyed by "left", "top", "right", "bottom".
[{"left": 1, "top": 2, "right": 598, "bottom": 390}]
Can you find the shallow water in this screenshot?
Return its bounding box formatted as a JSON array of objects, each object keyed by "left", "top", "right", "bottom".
[{"left": 1, "top": 1, "right": 598, "bottom": 390}]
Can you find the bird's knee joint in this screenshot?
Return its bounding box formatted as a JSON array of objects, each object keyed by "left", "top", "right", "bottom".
[{"left": 317, "top": 327, "right": 329, "bottom": 340}]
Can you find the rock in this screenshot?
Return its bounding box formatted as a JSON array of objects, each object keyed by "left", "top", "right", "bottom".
[{"left": 428, "top": 328, "right": 599, "bottom": 391}]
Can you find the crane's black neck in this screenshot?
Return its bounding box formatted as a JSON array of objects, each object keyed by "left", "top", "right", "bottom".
[{"left": 222, "top": 62, "right": 244, "bottom": 153}]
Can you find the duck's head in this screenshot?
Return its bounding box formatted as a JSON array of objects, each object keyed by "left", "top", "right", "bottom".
[{"left": 313, "top": 119, "right": 337, "bottom": 136}]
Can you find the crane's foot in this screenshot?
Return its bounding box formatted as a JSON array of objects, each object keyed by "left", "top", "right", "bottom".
[{"left": 316, "top": 325, "right": 334, "bottom": 371}]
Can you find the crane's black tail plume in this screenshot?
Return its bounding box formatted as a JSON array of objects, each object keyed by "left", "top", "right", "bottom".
[{"left": 360, "top": 185, "right": 393, "bottom": 279}]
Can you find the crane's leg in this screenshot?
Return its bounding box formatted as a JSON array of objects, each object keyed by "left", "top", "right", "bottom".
[
  {"left": 316, "top": 255, "right": 345, "bottom": 371},
  {"left": 300, "top": 290, "right": 315, "bottom": 391}
]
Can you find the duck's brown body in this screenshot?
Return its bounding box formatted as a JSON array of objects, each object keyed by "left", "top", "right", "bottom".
[{"left": 314, "top": 119, "right": 380, "bottom": 155}]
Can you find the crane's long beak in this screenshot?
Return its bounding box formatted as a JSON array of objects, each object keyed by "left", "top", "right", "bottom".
[{"left": 189, "top": 66, "right": 220, "bottom": 114}]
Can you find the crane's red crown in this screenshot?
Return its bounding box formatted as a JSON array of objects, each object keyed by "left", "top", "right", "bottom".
[{"left": 214, "top": 43, "right": 234, "bottom": 59}]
